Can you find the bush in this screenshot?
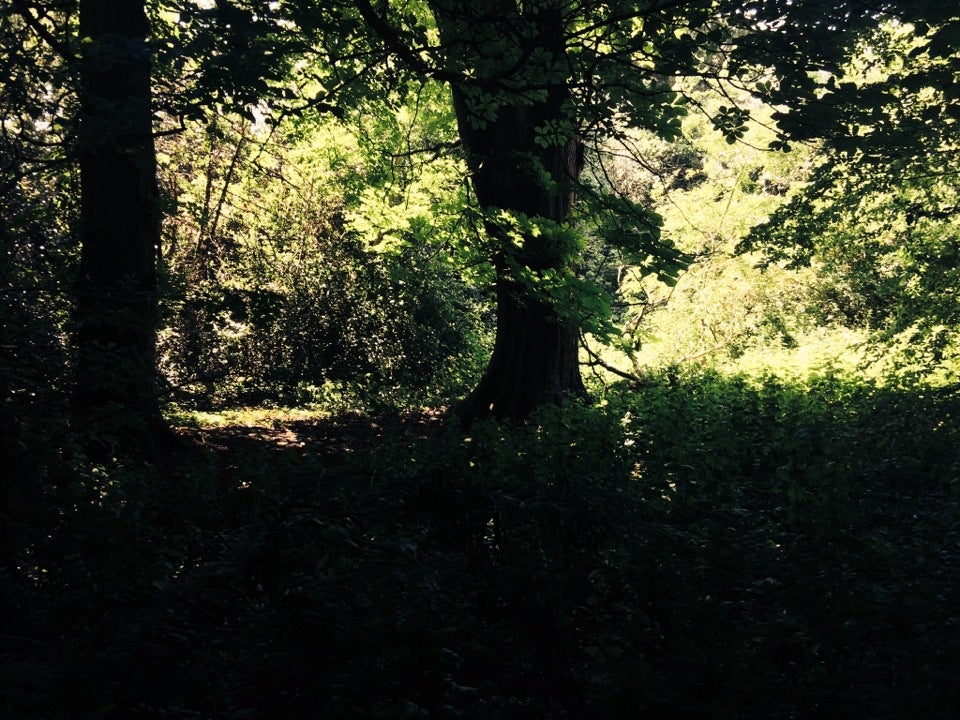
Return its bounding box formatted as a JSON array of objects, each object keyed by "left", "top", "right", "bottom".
[
  {"left": 160, "top": 233, "right": 488, "bottom": 410},
  {"left": 5, "top": 373, "right": 959, "bottom": 719}
]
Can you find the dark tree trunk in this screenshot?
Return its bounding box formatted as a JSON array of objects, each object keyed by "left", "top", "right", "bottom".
[
  {"left": 72, "top": 0, "right": 164, "bottom": 458},
  {"left": 431, "top": 2, "right": 588, "bottom": 423},
  {"left": 454, "top": 97, "right": 588, "bottom": 422},
  {"left": 457, "top": 273, "right": 586, "bottom": 422}
]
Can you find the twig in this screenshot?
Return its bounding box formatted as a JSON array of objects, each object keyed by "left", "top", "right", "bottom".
[{"left": 579, "top": 333, "right": 645, "bottom": 384}]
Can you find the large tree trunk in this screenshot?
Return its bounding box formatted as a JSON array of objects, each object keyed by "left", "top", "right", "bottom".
[
  {"left": 72, "top": 0, "right": 164, "bottom": 458},
  {"left": 457, "top": 273, "right": 586, "bottom": 422},
  {"left": 431, "top": 2, "right": 587, "bottom": 423},
  {"left": 454, "top": 97, "right": 588, "bottom": 422}
]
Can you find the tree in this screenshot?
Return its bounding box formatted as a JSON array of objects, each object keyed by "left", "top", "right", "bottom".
[
  {"left": 336, "top": 0, "right": 943, "bottom": 422},
  {"left": 72, "top": 0, "right": 164, "bottom": 457},
  {"left": 739, "top": 13, "right": 960, "bottom": 376},
  {"left": 426, "top": 1, "right": 590, "bottom": 421}
]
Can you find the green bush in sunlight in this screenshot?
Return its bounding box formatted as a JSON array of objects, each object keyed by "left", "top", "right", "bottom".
[{"left": 156, "top": 112, "right": 490, "bottom": 411}]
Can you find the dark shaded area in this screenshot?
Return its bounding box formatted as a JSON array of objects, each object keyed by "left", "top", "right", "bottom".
[
  {"left": 3, "top": 371, "right": 958, "bottom": 719},
  {"left": 72, "top": 0, "right": 165, "bottom": 460}
]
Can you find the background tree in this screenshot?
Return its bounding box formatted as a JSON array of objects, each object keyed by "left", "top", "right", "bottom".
[
  {"left": 1, "top": 2, "right": 78, "bottom": 428},
  {"left": 586, "top": 89, "right": 821, "bottom": 375},
  {"left": 156, "top": 102, "right": 490, "bottom": 409},
  {"left": 740, "top": 14, "right": 960, "bottom": 380},
  {"left": 1, "top": 1, "right": 79, "bottom": 573}
]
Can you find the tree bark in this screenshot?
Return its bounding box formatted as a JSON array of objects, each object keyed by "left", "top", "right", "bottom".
[
  {"left": 430, "top": 2, "right": 588, "bottom": 423},
  {"left": 453, "top": 97, "right": 588, "bottom": 423},
  {"left": 72, "top": 0, "right": 164, "bottom": 458},
  {"left": 456, "top": 272, "right": 586, "bottom": 422}
]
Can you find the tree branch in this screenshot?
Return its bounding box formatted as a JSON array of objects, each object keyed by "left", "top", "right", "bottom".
[
  {"left": 12, "top": 0, "right": 72, "bottom": 60},
  {"left": 579, "top": 333, "right": 645, "bottom": 384}
]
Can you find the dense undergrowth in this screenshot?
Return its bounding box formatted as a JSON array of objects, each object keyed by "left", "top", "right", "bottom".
[{"left": 3, "top": 369, "right": 959, "bottom": 719}]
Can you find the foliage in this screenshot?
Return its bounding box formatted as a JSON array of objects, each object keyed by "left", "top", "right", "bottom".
[
  {"left": 4, "top": 6, "right": 960, "bottom": 717},
  {"left": 319, "top": 0, "right": 946, "bottom": 407},
  {"left": 157, "top": 111, "right": 489, "bottom": 409},
  {"left": 741, "top": 148, "right": 960, "bottom": 372},
  {"left": 12, "top": 1, "right": 957, "bottom": 425},
  {"left": 0, "top": 2, "right": 80, "bottom": 556},
  {"left": 734, "top": 18, "right": 960, "bottom": 378},
  {"left": 581, "top": 84, "right": 826, "bottom": 372},
  {"left": 581, "top": 14, "right": 959, "bottom": 383},
  {"left": 4, "top": 372, "right": 960, "bottom": 718}
]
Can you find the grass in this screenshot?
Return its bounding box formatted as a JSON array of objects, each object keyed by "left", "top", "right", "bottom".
[
  {"left": 165, "top": 404, "right": 333, "bottom": 429},
  {"left": 3, "top": 368, "right": 959, "bottom": 719}
]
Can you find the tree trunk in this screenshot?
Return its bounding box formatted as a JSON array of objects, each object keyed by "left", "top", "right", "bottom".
[
  {"left": 431, "top": 2, "right": 588, "bottom": 423},
  {"left": 457, "top": 273, "right": 586, "bottom": 422},
  {"left": 454, "top": 106, "right": 589, "bottom": 423},
  {"left": 72, "top": 0, "right": 164, "bottom": 458}
]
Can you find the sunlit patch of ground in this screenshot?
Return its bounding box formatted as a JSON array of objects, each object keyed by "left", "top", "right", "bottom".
[
  {"left": 167, "top": 405, "right": 332, "bottom": 429},
  {"left": 168, "top": 405, "right": 450, "bottom": 459}
]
